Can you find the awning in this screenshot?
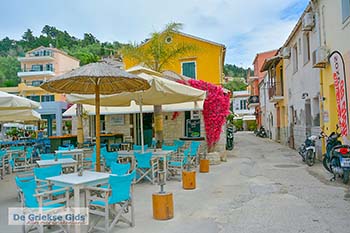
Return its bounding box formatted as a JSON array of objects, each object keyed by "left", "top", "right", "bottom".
[
  {"left": 260, "top": 55, "right": 282, "bottom": 72},
  {"left": 63, "top": 101, "right": 204, "bottom": 117}
]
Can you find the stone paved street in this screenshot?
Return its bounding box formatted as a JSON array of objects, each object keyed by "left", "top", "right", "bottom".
[{"left": 1, "top": 132, "right": 350, "bottom": 233}]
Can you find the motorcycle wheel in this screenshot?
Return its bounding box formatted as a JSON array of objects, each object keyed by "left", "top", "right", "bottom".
[
  {"left": 323, "top": 156, "right": 332, "bottom": 173},
  {"left": 343, "top": 170, "right": 349, "bottom": 184},
  {"left": 306, "top": 150, "right": 314, "bottom": 166}
]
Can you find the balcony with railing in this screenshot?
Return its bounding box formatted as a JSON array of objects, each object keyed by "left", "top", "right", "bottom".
[
  {"left": 17, "top": 67, "right": 55, "bottom": 77},
  {"left": 247, "top": 95, "right": 259, "bottom": 108},
  {"left": 18, "top": 49, "right": 54, "bottom": 62},
  {"left": 268, "top": 81, "right": 284, "bottom": 102}
]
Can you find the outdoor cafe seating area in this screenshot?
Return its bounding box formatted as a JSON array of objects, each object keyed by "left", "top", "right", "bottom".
[{"left": 1, "top": 138, "right": 203, "bottom": 232}]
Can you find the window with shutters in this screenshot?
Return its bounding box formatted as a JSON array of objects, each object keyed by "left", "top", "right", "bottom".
[{"left": 181, "top": 61, "right": 196, "bottom": 79}]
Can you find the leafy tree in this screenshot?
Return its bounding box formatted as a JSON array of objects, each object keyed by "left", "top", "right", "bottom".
[
  {"left": 223, "top": 78, "right": 247, "bottom": 92},
  {"left": 0, "top": 56, "right": 20, "bottom": 87},
  {"left": 120, "top": 22, "right": 196, "bottom": 72},
  {"left": 22, "top": 29, "right": 36, "bottom": 43},
  {"left": 120, "top": 22, "right": 197, "bottom": 145},
  {"left": 224, "top": 64, "right": 251, "bottom": 79}
]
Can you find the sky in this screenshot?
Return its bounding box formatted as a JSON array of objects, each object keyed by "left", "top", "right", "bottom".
[{"left": 0, "top": 0, "right": 309, "bottom": 68}]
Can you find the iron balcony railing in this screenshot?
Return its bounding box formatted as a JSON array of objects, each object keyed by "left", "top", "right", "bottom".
[{"left": 268, "top": 82, "right": 283, "bottom": 99}]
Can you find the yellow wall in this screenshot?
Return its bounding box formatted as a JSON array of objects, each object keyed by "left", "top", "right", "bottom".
[
  {"left": 321, "top": 67, "right": 339, "bottom": 135},
  {"left": 124, "top": 32, "right": 225, "bottom": 85},
  {"left": 276, "top": 59, "right": 288, "bottom": 128}
]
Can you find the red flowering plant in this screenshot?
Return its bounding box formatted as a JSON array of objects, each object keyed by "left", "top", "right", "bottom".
[{"left": 178, "top": 79, "right": 230, "bottom": 151}]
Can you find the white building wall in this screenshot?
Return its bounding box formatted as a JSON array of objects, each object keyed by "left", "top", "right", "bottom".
[{"left": 284, "top": 17, "right": 321, "bottom": 150}]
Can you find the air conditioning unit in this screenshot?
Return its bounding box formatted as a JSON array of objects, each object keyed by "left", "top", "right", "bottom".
[
  {"left": 281, "top": 47, "right": 291, "bottom": 59},
  {"left": 302, "top": 12, "right": 315, "bottom": 31},
  {"left": 312, "top": 46, "right": 329, "bottom": 68}
]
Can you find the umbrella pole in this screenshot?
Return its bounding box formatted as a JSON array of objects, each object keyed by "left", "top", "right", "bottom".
[
  {"left": 139, "top": 95, "right": 145, "bottom": 153},
  {"left": 95, "top": 84, "right": 101, "bottom": 172}
]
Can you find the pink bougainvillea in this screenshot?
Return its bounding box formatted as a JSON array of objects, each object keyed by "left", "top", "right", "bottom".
[{"left": 178, "top": 79, "right": 230, "bottom": 151}]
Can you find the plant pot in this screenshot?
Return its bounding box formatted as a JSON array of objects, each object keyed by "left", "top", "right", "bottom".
[
  {"left": 182, "top": 170, "right": 196, "bottom": 190},
  {"left": 152, "top": 192, "right": 174, "bottom": 220},
  {"left": 199, "top": 159, "right": 209, "bottom": 173}
]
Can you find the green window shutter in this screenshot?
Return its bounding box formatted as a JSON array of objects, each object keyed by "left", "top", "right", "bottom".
[{"left": 182, "top": 62, "right": 196, "bottom": 79}]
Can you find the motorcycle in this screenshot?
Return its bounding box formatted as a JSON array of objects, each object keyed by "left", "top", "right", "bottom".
[
  {"left": 255, "top": 126, "right": 267, "bottom": 138},
  {"left": 321, "top": 126, "right": 350, "bottom": 184},
  {"left": 298, "top": 134, "right": 319, "bottom": 166}
]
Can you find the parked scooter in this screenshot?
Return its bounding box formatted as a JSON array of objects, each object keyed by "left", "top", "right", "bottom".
[
  {"left": 321, "top": 126, "right": 350, "bottom": 184},
  {"left": 298, "top": 134, "right": 319, "bottom": 166},
  {"left": 255, "top": 126, "right": 267, "bottom": 138}
]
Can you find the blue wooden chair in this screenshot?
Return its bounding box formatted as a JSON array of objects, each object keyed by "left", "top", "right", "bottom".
[
  {"left": 39, "top": 153, "right": 55, "bottom": 160},
  {"left": 111, "top": 162, "right": 131, "bottom": 175},
  {"left": 189, "top": 141, "right": 201, "bottom": 165},
  {"left": 167, "top": 148, "right": 190, "bottom": 180},
  {"left": 134, "top": 151, "right": 158, "bottom": 184},
  {"left": 102, "top": 151, "right": 118, "bottom": 171},
  {"left": 173, "top": 139, "right": 185, "bottom": 148},
  {"left": 33, "top": 164, "right": 66, "bottom": 196},
  {"left": 85, "top": 171, "right": 136, "bottom": 232},
  {"left": 133, "top": 144, "right": 148, "bottom": 151},
  {"left": 16, "top": 177, "right": 70, "bottom": 233}
]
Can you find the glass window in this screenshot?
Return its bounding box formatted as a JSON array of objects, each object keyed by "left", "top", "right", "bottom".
[
  {"left": 27, "top": 95, "right": 40, "bottom": 102},
  {"left": 182, "top": 62, "right": 196, "bottom": 79},
  {"left": 46, "top": 63, "right": 53, "bottom": 71},
  {"left": 41, "top": 95, "right": 55, "bottom": 102},
  {"left": 240, "top": 99, "right": 247, "bottom": 110},
  {"left": 342, "top": 0, "right": 350, "bottom": 22},
  {"left": 303, "top": 32, "right": 310, "bottom": 64},
  {"left": 31, "top": 65, "right": 43, "bottom": 71},
  {"left": 32, "top": 80, "right": 43, "bottom": 86},
  {"left": 293, "top": 43, "right": 298, "bottom": 73}
]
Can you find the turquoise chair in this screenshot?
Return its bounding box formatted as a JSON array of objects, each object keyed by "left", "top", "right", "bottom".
[
  {"left": 173, "top": 139, "right": 185, "bottom": 148},
  {"left": 111, "top": 162, "right": 131, "bottom": 175},
  {"left": 103, "top": 151, "right": 118, "bottom": 170},
  {"left": 162, "top": 145, "right": 178, "bottom": 152},
  {"left": 167, "top": 148, "right": 190, "bottom": 179},
  {"left": 189, "top": 141, "right": 201, "bottom": 165},
  {"left": 39, "top": 153, "right": 55, "bottom": 160},
  {"left": 33, "top": 164, "right": 65, "bottom": 196},
  {"left": 85, "top": 171, "right": 136, "bottom": 232},
  {"left": 133, "top": 144, "right": 148, "bottom": 151},
  {"left": 0, "top": 150, "right": 10, "bottom": 179},
  {"left": 58, "top": 145, "right": 74, "bottom": 151},
  {"left": 16, "top": 178, "right": 70, "bottom": 233},
  {"left": 134, "top": 151, "right": 157, "bottom": 184},
  {"left": 86, "top": 145, "right": 106, "bottom": 170}
]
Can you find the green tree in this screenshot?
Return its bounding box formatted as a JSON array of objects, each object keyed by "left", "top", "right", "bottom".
[
  {"left": 120, "top": 22, "right": 197, "bottom": 145},
  {"left": 0, "top": 56, "right": 20, "bottom": 87},
  {"left": 223, "top": 78, "right": 247, "bottom": 92}
]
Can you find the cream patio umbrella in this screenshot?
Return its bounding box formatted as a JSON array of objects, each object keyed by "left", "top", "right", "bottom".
[
  {"left": 0, "top": 109, "right": 41, "bottom": 122},
  {"left": 0, "top": 91, "right": 40, "bottom": 110},
  {"left": 66, "top": 66, "right": 206, "bottom": 152},
  {"left": 40, "top": 61, "right": 150, "bottom": 171}
]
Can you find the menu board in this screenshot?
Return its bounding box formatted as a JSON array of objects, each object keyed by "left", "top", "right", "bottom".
[{"left": 185, "top": 119, "right": 200, "bottom": 138}]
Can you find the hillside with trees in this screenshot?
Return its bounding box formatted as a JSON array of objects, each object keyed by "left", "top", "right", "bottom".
[
  {"left": 0, "top": 25, "right": 251, "bottom": 89},
  {"left": 0, "top": 25, "right": 124, "bottom": 87},
  {"left": 223, "top": 64, "right": 251, "bottom": 92}
]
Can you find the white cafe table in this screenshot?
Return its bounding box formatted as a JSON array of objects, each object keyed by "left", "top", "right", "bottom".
[
  {"left": 118, "top": 149, "right": 174, "bottom": 180},
  {"left": 47, "top": 171, "right": 110, "bottom": 233},
  {"left": 55, "top": 148, "right": 85, "bottom": 161},
  {"left": 36, "top": 158, "right": 78, "bottom": 172}
]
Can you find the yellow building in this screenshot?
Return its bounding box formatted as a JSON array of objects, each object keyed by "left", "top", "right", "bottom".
[
  {"left": 0, "top": 46, "right": 80, "bottom": 136},
  {"left": 124, "top": 31, "right": 226, "bottom": 86},
  {"left": 312, "top": 0, "right": 350, "bottom": 144},
  {"left": 261, "top": 51, "right": 288, "bottom": 145}
]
